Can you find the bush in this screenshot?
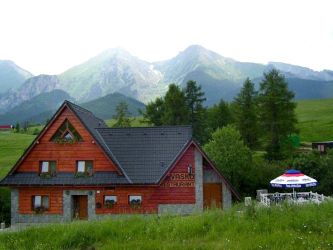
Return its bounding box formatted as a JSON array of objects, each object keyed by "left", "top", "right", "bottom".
[
  {"left": 290, "top": 149, "right": 333, "bottom": 195},
  {"left": 0, "top": 188, "right": 10, "bottom": 226}
]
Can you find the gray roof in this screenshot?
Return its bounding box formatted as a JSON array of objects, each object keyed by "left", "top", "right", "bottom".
[
  {"left": 0, "top": 172, "right": 128, "bottom": 186},
  {"left": 96, "top": 126, "right": 192, "bottom": 184},
  {"left": 0, "top": 101, "right": 192, "bottom": 186}
]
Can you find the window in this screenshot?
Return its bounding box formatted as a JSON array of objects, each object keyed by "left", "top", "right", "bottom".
[
  {"left": 41, "top": 161, "right": 49, "bottom": 173},
  {"left": 39, "top": 161, "right": 56, "bottom": 176},
  {"left": 76, "top": 160, "right": 93, "bottom": 176},
  {"left": 32, "top": 195, "right": 49, "bottom": 212},
  {"left": 318, "top": 145, "right": 325, "bottom": 152},
  {"left": 51, "top": 119, "right": 83, "bottom": 143},
  {"left": 129, "top": 195, "right": 142, "bottom": 208},
  {"left": 104, "top": 196, "right": 117, "bottom": 208},
  {"left": 63, "top": 131, "right": 73, "bottom": 140}
]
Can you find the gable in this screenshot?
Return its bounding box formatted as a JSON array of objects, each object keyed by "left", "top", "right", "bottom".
[
  {"left": 159, "top": 141, "right": 241, "bottom": 200},
  {"left": 50, "top": 119, "right": 83, "bottom": 142},
  {"left": 12, "top": 105, "right": 119, "bottom": 174}
]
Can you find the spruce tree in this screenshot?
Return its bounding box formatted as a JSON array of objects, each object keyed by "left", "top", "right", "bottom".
[
  {"left": 184, "top": 80, "right": 207, "bottom": 143},
  {"left": 162, "top": 84, "right": 189, "bottom": 125},
  {"left": 207, "top": 99, "right": 233, "bottom": 133},
  {"left": 258, "top": 69, "right": 297, "bottom": 160},
  {"left": 143, "top": 97, "right": 165, "bottom": 126},
  {"left": 233, "top": 78, "right": 259, "bottom": 149},
  {"left": 112, "top": 101, "right": 132, "bottom": 128}
]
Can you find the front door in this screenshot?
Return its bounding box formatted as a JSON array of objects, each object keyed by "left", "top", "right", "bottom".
[
  {"left": 73, "top": 195, "right": 88, "bottom": 220},
  {"left": 203, "top": 183, "right": 223, "bottom": 209}
]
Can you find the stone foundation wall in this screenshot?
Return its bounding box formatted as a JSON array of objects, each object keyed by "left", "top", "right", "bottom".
[{"left": 157, "top": 204, "right": 197, "bottom": 215}]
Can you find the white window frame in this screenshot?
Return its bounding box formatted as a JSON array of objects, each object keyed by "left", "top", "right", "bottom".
[
  {"left": 41, "top": 161, "right": 50, "bottom": 173},
  {"left": 129, "top": 195, "right": 142, "bottom": 203},
  {"left": 104, "top": 195, "right": 117, "bottom": 204},
  {"left": 33, "top": 195, "right": 49, "bottom": 209},
  {"left": 77, "top": 161, "right": 86, "bottom": 173}
]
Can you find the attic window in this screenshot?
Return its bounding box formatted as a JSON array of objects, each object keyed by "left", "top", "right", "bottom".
[
  {"left": 51, "top": 119, "right": 83, "bottom": 143},
  {"left": 63, "top": 131, "right": 73, "bottom": 140}
]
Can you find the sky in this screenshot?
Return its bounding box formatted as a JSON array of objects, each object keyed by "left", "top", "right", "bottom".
[{"left": 0, "top": 0, "right": 332, "bottom": 75}]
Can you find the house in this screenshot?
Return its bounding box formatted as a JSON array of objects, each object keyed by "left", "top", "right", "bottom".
[
  {"left": 0, "top": 101, "right": 239, "bottom": 225},
  {"left": 0, "top": 125, "right": 13, "bottom": 131},
  {"left": 312, "top": 141, "right": 333, "bottom": 153}
]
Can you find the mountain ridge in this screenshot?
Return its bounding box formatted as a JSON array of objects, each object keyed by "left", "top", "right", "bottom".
[
  {"left": 0, "top": 60, "right": 33, "bottom": 94},
  {"left": 1, "top": 45, "right": 333, "bottom": 112}
]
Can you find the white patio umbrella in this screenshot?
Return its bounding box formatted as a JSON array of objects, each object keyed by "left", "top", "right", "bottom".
[{"left": 270, "top": 169, "right": 318, "bottom": 197}]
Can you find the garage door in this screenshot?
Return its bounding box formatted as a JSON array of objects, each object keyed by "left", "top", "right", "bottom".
[{"left": 203, "top": 183, "right": 222, "bottom": 209}]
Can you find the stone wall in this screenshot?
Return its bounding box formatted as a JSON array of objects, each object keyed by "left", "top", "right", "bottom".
[
  {"left": 157, "top": 204, "right": 197, "bottom": 215},
  {"left": 194, "top": 148, "right": 203, "bottom": 211},
  {"left": 63, "top": 190, "right": 96, "bottom": 221}
]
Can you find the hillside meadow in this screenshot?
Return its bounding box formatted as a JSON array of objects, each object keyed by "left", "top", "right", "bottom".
[
  {"left": 296, "top": 98, "right": 333, "bottom": 142},
  {"left": 0, "top": 202, "right": 333, "bottom": 249},
  {"left": 0, "top": 132, "right": 35, "bottom": 178}
]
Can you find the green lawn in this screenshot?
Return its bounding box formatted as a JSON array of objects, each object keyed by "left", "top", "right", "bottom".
[
  {"left": 296, "top": 98, "right": 333, "bottom": 142},
  {"left": 0, "top": 202, "right": 333, "bottom": 249},
  {"left": 0, "top": 132, "right": 35, "bottom": 178}
]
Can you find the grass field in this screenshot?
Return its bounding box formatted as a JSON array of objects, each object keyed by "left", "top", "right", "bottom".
[
  {"left": 0, "top": 132, "right": 35, "bottom": 178},
  {"left": 296, "top": 98, "right": 333, "bottom": 142},
  {"left": 0, "top": 202, "right": 332, "bottom": 249}
]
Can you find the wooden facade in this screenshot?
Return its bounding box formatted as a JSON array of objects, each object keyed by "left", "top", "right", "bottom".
[{"left": 1, "top": 101, "right": 239, "bottom": 224}]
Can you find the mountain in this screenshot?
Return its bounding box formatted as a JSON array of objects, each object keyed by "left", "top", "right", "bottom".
[
  {"left": 58, "top": 48, "right": 166, "bottom": 103},
  {"left": 80, "top": 92, "right": 145, "bottom": 119},
  {"left": 268, "top": 62, "right": 333, "bottom": 81},
  {"left": 0, "top": 92, "right": 145, "bottom": 124},
  {"left": 154, "top": 45, "right": 266, "bottom": 84},
  {"left": 0, "top": 60, "right": 33, "bottom": 93},
  {"left": 154, "top": 45, "right": 267, "bottom": 105},
  {"left": 0, "top": 75, "right": 60, "bottom": 113},
  {"left": 0, "top": 89, "right": 72, "bottom": 124},
  {"left": 1, "top": 45, "right": 333, "bottom": 112}
]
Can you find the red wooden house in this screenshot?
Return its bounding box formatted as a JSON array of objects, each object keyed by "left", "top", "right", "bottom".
[{"left": 0, "top": 101, "right": 239, "bottom": 225}]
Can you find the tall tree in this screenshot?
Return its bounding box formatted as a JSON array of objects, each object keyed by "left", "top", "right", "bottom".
[
  {"left": 162, "top": 84, "right": 189, "bottom": 125},
  {"left": 258, "top": 69, "right": 297, "bottom": 160},
  {"left": 233, "top": 78, "right": 259, "bottom": 149},
  {"left": 15, "top": 122, "right": 20, "bottom": 133},
  {"left": 143, "top": 97, "right": 165, "bottom": 126},
  {"left": 206, "top": 99, "right": 233, "bottom": 133},
  {"left": 184, "top": 80, "right": 207, "bottom": 143},
  {"left": 112, "top": 101, "right": 132, "bottom": 128}
]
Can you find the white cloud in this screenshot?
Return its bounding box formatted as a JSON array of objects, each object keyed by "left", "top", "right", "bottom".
[{"left": 0, "top": 0, "right": 332, "bottom": 74}]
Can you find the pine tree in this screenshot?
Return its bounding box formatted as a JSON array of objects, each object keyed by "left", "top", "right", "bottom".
[
  {"left": 112, "top": 101, "right": 132, "bottom": 128},
  {"left": 184, "top": 80, "right": 207, "bottom": 143},
  {"left": 233, "top": 78, "right": 259, "bottom": 149},
  {"left": 162, "top": 84, "right": 189, "bottom": 125},
  {"left": 206, "top": 99, "right": 233, "bottom": 133},
  {"left": 258, "top": 69, "right": 297, "bottom": 160},
  {"left": 143, "top": 97, "right": 165, "bottom": 126},
  {"left": 15, "top": 122, "right": 20, "bottom": 133}
]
